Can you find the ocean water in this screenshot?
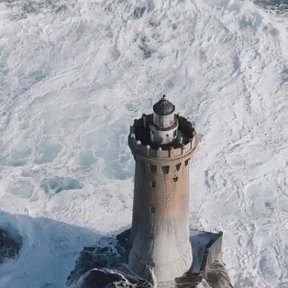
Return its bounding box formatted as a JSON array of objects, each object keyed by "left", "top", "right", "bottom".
[
  {"left": 255, "top": 0, "right": 288, "bottom": 12},
  {"left": 0, "top": 0, "right": 287, "bottom": 287}
]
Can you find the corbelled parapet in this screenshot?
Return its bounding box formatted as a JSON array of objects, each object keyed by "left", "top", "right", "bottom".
[{"left": 129, "top": 114, "right": 197, "bottom": 160}]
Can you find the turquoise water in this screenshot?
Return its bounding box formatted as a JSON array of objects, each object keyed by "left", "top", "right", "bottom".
[{"left": 255, "top": 0, "right": 288, "bottom": 12}]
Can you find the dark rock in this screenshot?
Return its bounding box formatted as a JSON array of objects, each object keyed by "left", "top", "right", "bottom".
[
  {"left": 77, "top": 269, "right": 124, "bottom": 288},
  {"left": 67, "top": 237, "right": 126, "bottom": 286},
  {"left": 206, "top": 262, "right": 233, "bottom": 288},
  {"left": 0, "top": 228, "right": 22, "bottom": 263},
  {"left": 133, "top": 7, "right": 146, "bottom": 19},
  {"left": 76, "top": 269, "right": 152, "bottom": 288},
  {"left": 67, "top": 229, "right": 233, "bottom": 288}
]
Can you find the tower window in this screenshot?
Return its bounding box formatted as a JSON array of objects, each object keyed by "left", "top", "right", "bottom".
[
  {"left": 173, "top": 130, "right": 177, "bottom": 136},
  {"left": 151, "top": 180, "right": 156, "bottom": 188},
  {"left": 176, "top": 163, "right": 181, "bottom": 171},
  {"left": 173, "top": 176, "right": 178, "bottom": 182},
  {"left": 185, "top": 159, "right": 190, "bottom": 166},
  {"left": 162, "top": 165, "right": 170, "bottom": 174},
  {"left": 150, "top": 206, "right": 155, "bottom": 214},
  {"left": 150, "top": 164, "right": 156, "bottom": 173}
]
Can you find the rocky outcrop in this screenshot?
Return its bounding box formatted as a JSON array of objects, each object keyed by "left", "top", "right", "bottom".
[
  {"left": 67, "top": 229, "right": 233, "bottom": 288},
  {"left": 0, "top": 228, "right": 22, "bottom": 263}
]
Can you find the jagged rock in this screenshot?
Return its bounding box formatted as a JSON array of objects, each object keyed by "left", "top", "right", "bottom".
[
  {"left": 0, "top": 228, "right": 22, "bottom": 263},
  {"left": 67, "top": 229, "right": 233, "bottom": 288},
  {"left": 206, "top": 262, "right": 233, "bottom": 288},
  {"left": 67, "top": 237, "right": 127, "bottom": 286}
]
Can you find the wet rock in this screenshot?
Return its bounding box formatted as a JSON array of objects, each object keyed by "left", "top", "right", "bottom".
[
  {"left": 207, "top": 262, "right": 233, "bottom": 288},
  {"left": 67, "top": 237, "right": 126, "bottom": 286},
  {"left": 0, "top": 228, "right": 22, "bottom": 263},
  {"left": 75, "top": 269, "right": 152, "bottom": 288},
  {"left": 77, "top": 269, "right": 124, "bottom": 288},
  {"left": 67, "top": 234, "right": 153, "bottom": 288},
  {"left": 132, "top": 7, "right": 146, "bottom": 19},
  {"left": 67, "top": 229, "right": 233, "bottom": 288}
]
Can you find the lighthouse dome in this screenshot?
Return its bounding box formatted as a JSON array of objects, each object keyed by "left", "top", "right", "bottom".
[
  {"left": 150, "top": 95, "right": 178, "bottom": 145},
  {"left": 153, "top": 95, "right": 175, "bottom": 115}
]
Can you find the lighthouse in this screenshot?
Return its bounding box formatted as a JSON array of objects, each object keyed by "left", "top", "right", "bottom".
[
  {"left": 68, "top": 95, "right": 233, "bottom": 288},
  {"left": 128, "top": 96, "right": 197, "bottom": 283}
]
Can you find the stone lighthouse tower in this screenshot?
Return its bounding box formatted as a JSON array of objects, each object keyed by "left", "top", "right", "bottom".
[
  {"left": 67, "top": 95, "right": 233, "bottom": 288},
  {"left": 128, "top": 96, "right": 196, "bottom": 283}
]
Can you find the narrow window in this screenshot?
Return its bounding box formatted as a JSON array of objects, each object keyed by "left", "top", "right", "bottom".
[
  {"left": 162, "top": 165, "right": 170, "bottom": 174},
  {"left": 152, "top": 180, "right": 156, "bottom": 188},
  {"left": 147, "top": 163, "right": 151, "bottom": 171},
  {"left": 150, "top": 164, "right": 156, "bottom": 173},
  {"left": 176, "top": 163, "right": 181, "bottom": 171},
  {"left": 173, "top": 130, "right": 177, "bottom": 136},
  {"left": 173, "top": 176, "right": 178, "bottom": 182},
  {"left": 150, "top": 206, "right": 155, "bottom": 214},
  {"left": 185, "top": 159, "right": 190, "bottom": 166}
]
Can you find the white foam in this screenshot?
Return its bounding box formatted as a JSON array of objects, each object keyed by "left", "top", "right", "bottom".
[{"left": 0, "top": 0, "right": 287, "bottom": 287}]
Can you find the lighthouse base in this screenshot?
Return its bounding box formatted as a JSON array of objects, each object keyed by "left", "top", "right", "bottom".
[{"left": 67, "top": 228, "right": 233, "bottom": 288}]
